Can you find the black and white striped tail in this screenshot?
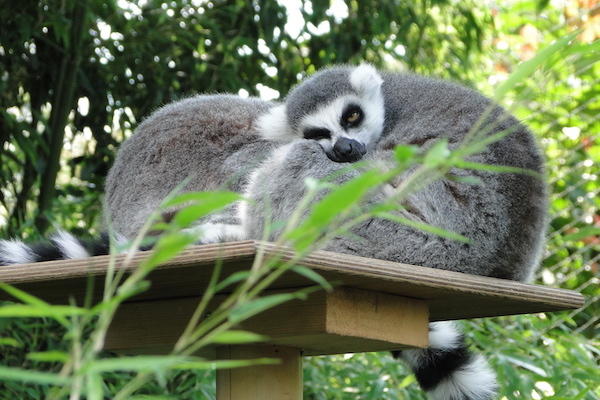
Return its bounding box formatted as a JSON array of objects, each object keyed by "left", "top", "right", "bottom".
[
  {"left": 0, "top": 231, "right": 112, "bottom": 266},
  {"left": 393, "top": 321, "right": 497, "bottom": 400}
]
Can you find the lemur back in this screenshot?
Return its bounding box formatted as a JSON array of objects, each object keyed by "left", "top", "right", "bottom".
[{"left": 104, "top": 94, "right": 277, "bottom": 239}]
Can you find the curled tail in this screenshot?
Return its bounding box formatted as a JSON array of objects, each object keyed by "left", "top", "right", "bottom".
[
  {"left": 394, "top": 321, "right": 497, "bottom": 400},
  {"left": 0, "top": 231, "right": 112, "bottom": 266}
]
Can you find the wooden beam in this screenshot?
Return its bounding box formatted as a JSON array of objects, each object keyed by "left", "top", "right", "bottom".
[
  {"left": 216, "top": 346, "right": 302, "bottom": 400},
  {"left": 105, "top": 288, "right": 429, "bottom": 356}
]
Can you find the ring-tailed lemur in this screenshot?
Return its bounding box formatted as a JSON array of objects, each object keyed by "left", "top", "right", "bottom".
[
  {"left": 244, "top": 64, "right": 547, "bottom": 400},
  {"left": 0, "top": 65, "right": 548, "bottom": 400}
]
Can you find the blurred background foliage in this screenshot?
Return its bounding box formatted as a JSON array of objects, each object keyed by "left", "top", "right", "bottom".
[{"left": 0, "top": 0, "right": 598, "bottom": 399}]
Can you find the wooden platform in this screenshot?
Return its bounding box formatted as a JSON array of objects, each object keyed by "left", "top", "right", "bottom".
[
  {"left": 0, "top": 240, "right": 584, "bottom": 399},
  {"left": 0, "top": 240, "right": 583, "bottom": 320}
]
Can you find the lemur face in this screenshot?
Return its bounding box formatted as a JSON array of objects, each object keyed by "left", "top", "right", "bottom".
[
  {"left": 255, "top": 64, "right": 385, "bottom": 163},
  {"left": 299, "top": 91, "right": 383, "bottom": 162}
]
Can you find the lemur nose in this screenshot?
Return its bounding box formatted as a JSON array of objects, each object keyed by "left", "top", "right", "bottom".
[
  {"left": 331, "top": 137, "right": 367, "bottom": 162},
  {"left": 333, "top": 137, "right": 354, "bottom": 156}
]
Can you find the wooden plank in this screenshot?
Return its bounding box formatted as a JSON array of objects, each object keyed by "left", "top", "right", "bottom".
[
  {"left": 105, "top": 288, "right": 429, "bottom": 355},
  {"left": 0, "top": 241, "right": 584, "bottom": 322},
  {"left": 216, "top": 346, "right": 302, "bottom": 400}
]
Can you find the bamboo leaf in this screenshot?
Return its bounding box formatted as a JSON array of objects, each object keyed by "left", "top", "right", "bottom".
[
  {"left": 562, "top": 227, "right": 600, "bottom": 242},
  {"left": 142, "top": 232, "right": 197, "bottom": 269},
  {"left": 176, "top": 358, "right": 279, "bottom": 370},
  {"left": 453, "top": 160, "right": 542, "bottom": 178},
  {"left": 0, "top": 366, "right": 70, "bottom": 385},
  {"left": 26, "top": 351, "right": 69, "bottom": 363},
  {"left": 87, "top": 356, "right": 191, "bottom": 372},
  {"left": 376, "top": 212, "right": 471, "bottom": 243},
  {"left": 424, "top": 139, "right": 450, "bottom": 167},
  {"left": 210, "top": 330, "right": 267, "bottom": 344},
  {"left": 86, "top": 372, "right": 104, "bottom": 400},
  {"left": 291, "top": 265, "right": 333, "bottom": 291},
  {"left": 0, "top": 304, "right": 88, "bottom": 318},
  {"left": 0, "top": 337, "right": 21, "bottom": 347},
  {"left": 287, "top": 170, "right": 386, "bottom": 250},
  {"left": 494, "top": 32, "right": 576, "bottom": 101},
  {"left": 228, "top": 293, "right": 299, "bottom": 324},
  {"left": 214, "top": 271, "right": 251, "bottom": 292}
]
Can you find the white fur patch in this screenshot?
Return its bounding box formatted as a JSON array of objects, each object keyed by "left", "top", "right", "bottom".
[
  {"left": 428, "top": 354, "right": 498, "bottom": 400},
  {"left": 184, "top": 223, "right": 246, "bottom": 244},
  {"left": 429, "top": 321, "right": 462, "bottom": 350},
  {"left": 0, "top": 240, "right": 36, "bottom": 265},
  {"left": 51, "top": 230, "right": 90, "bottom": 260},
  {"left": 255, "top": 104, "right": 295, "bottom": 142},
  {"left": 402, "top": 321, "right": 463, "bottom": 368},
  {"left": 350, "top": 64, "right": 383, "bottom": 96}
]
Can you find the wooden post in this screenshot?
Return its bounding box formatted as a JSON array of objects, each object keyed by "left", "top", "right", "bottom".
[{"left": 216, "top": 345, "right": 302, "bottom": 400}]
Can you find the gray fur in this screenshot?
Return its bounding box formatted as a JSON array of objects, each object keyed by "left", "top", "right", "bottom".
[
  {"left": 98, "top": 67, "right": 547, "bottom": 400},
  {"left": 245, "top": 69, "right": 547, "bottom": 283},
  {"left": 285, "top": 67, "right": 354, "bottom": 131},
  {"left": 104, "top": 94, "right": 277, "bottom": 238}
]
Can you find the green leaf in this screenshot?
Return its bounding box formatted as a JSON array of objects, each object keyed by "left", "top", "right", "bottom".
[
  {"left": 499, "top": 354, "right": 548, "bottom": 377},
  {"left": 173, "top": 203, "right": 238, "bottom": 229},
  {"left": 86, "top": 372, "right": 104, "bottom": 400},
  {"left": 453, "top": 160, "right": 542, "bottom": 178},
  {"left": 161, "top": 192, "right": 241, "bottom": 228},
  {"left": 447, "top": 174, "right": 483, "bottom": 185},
  {"left": 291, "top": 265, "right": 333, "bottom": 291},
  {"left": 0, "top": 337, "right": 21, "bottom": 347},
  {"left": 424, "top": 139, "right": 450, "bottom": 167},
  {"left": 0, "top": 304, "right": 88, "bottom": 318},
  {"left": 287, "top": 170, "right": 387, "bottom": 250},
  {"left": 376, "top": 212, "right": 471, "bottom": 243},
  {"left": 86, "top": 356, "right": 191, "bottom": 372},
  {"left": 394, "top": 145, "right": 418, "bottom": 164},
  {"left": 142, "top": 232, "right": 198, "bottom": 269},
  {"left": 562, "top": 226, "right": 600, "bottom": 242},
  {"left": 0, "top": 365, "right": 70, "bottom": 385},
  {"left": 0, "top": 283, "right": 70, "bottom": 326},
  {"left": 26, "top": 351, "right": 69, "bottom": 363},
  {"left": 0, "top": 283, "right": 56, "bottom": 310},
  {"left": 214, "top": 271, "right": 251, "bottom": 292},
  {"left": 494, "top": 32, "right": 577, "bottom": 101},
  {"left": 229, "top": 293, "right": 299, "bottom": 324},
  {"left": 210, "top": 330, "right": 267, "bottom": 344},
  {"left": 175, "top": 358, "right": 279, "bottom": 370}
]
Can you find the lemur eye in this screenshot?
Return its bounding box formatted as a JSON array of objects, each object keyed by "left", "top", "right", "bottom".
[
  {"left": 341, "top": 104, "right": 364, "bottom": 128},
  {"left": 303, "top": 127, "right": 331, "bottom": 140}
]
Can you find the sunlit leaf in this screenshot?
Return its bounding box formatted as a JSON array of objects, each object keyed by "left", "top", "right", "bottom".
[
  {"left": 0, "top": 304, "right": 88, "bottom": 318},
  {"left": 291, "top": 265, "right": 333, "bottom": 291},
  {"left": 423, "top": 139, "right": 451, "bottom": 167},
  {"left": 0, "top": 366, "right": 70, "bottom": 385},
  {"left": 228, "top": 293, "right": 299, "bottom": 324},
  {"left": 494, "top": 32, "right": 576, "bottom": 101},
  {"left": 210, "top": 330, "right": 267, "bottom": 344},
  {"left": 0, "top": 337, "right": 21, "bottom": 347},
  {"left": 26, "top": 351, "right": 69, "bottom": 363}
]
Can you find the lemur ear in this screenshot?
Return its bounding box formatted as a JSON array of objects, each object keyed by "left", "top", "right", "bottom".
[
  {"left": 350, "top": 64, "right": 383, "bottom": 98},
  {"left": 255, "top": 104, "right": 295, "bottom": 142}
]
